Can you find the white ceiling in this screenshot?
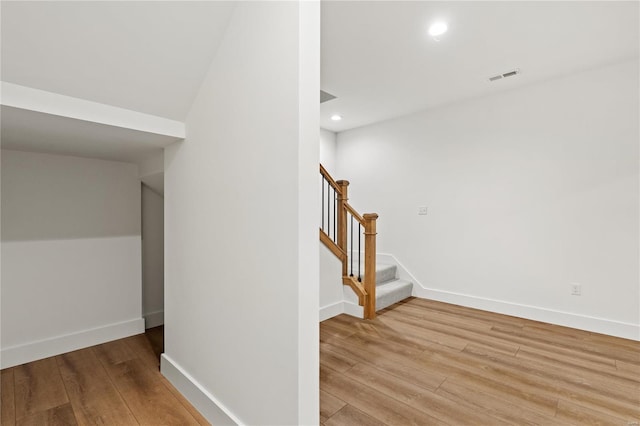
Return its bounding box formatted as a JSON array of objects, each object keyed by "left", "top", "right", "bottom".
[
  {"left": 1, "top": 2, "right": 638, "bottom": 163},
  {"left": 321, "top": 1, "right": 640, "bottom": 132},
  {"left": 1, "top": 1, "right": 235, "bottom": 121}
]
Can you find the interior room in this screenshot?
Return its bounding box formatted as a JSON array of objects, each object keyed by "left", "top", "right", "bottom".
[{"left": 0, "top": 1, "right": 638, "bottom": 425}]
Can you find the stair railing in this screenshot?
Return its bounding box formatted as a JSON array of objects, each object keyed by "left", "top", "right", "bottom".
[{"left": 319, "top": 164, "right": 378, "bottom": 319}]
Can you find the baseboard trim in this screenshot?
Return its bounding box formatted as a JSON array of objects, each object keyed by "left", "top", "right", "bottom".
[
  {"left": 1, "top": 318, "right": 145, "bottom": 369},
  {"left": 413, "top": 285, "right": 639, "bottom": 341},
  {"left": 377, "top": 252, "right": 422, "bottom": 292},
  {"left": 319, "top": 301, "right": 343, "bottom": 321},
  {"left": 343, "top": 301, "right": 363, "bottom": 318},
  {"left": 161, "top": 354, "right": 242, "bottom": 426},
  {"left": 378, "top": 252, "right": 639, "bottom": 341},
  {"left": 144, "top": 310, "right": 165, "bottom": 329}
]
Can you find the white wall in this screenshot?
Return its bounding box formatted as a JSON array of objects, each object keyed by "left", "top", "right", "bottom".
[
  {"left": 320, "top": 128, "right": 337, "bottom": 175},
  {"left": 319, "top": 128, "right": 342, "bottom": 320},
  {"left": 139, "top": 151, "right": 164, "bottom": 196},
  {"left": 297, "top": 2, "right": 321, "bottom": 423},
  {"left": 319, "top": 244, "right": 344, "bottom": 321},
  {"left": 1, "top": 150, "right": 144, "bottom": 367},
  {"left": 142, "top": 184, "right": 164, "bottom": 328},
  {"left": 162, "top": 3, "right": 319, "bottom": 425},
  {"left": 336, "top": 59, "right": 639, "bottom": 340}
]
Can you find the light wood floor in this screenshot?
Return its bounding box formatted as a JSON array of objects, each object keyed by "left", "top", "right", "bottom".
[
  {"left": 2, "top": 301, "right": 638, "bottom": 425},
  {"left": 0, "top": 326, "right": 210, "bottom": 426},
  {"left": 320, "top": 297, "right": 640, "bottom": 426}
]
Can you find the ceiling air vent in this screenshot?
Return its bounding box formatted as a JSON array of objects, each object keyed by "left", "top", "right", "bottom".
[
  {"left": 488, "top": 68, "right": 520, "bottom": 82},
  {"left": 320, "top": 90, "right": 337, "bottom": 103}
]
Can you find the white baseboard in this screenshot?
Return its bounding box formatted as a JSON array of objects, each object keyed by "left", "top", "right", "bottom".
[
  {"left": 144, "top": 310, "right": 164, "bottom": 329},
  {"left": 377, "top": 252, "right": 422, "bottom": 290},
  {"left": 161, "top": 354, "right": 242, "bottom": 426},
  {"left": 378, "top": 252, "right": 639, "bottom": 341},
  {"left": 1, "top": 318, "right": 145, "bottom": 369},
  {"left": 413, "top": 286, "right": 639, "bottom": 341},
  {"left": 319, "top": 302, "right": 343, "bottom": 321},
  {"left": 343, "top": 301, "right": 363, "bottom": 318}
]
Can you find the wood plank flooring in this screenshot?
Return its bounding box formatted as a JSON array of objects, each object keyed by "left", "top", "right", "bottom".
[
  {"left": 1, "top": 327, "right": 210, "bottom": 426},
  {"left": 320, "top": 297, "right": 640, "bottom": 426},
  {"left": 2, "top": 300, "right": 638, "bottom": 425}
]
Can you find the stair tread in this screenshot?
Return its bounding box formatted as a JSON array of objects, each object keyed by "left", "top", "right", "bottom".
[
  {"left": 360, "top": 263, "right": 394, "bottom": 269},
  {"left": 375, "top": 279, "right": 413, "bottom": 311},
  {"left": 352, "top": 263, "right": 397, "bottom": 285},
  {"left": 376, "top": 279, "right": 412, "bottom": 294},
  {"left": 355, "top": 263, "right": 395, "bottom": 271}
]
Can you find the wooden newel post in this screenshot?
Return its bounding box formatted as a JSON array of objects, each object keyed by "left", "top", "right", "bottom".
[
  {"left": 336, "top": 180, "right": 350, "bottom": 275},
  {"left": 363, "top": 213, "right": 378, "bottom": 320}
]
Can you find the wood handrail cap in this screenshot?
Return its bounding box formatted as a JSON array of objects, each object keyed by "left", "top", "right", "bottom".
[
  {"left": 336, "top": 180, "right": 350, "bottom": 186},
  {"left": 363, "top": 213, "right": 379, "bottom": 219}
]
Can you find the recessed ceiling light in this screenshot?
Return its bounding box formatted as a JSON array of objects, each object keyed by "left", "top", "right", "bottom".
[
  {"left": 331, "top": 114, "right": 342, "bottom": 121},
  {"left": 428, "top": 22, "right": 448, "bottom": 37}
]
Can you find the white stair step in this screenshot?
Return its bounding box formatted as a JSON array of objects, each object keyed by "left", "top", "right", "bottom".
[
  {"left": 349, "top": 263, "right": 397, "bottom": 285},
  {"left": 374, "top": 264, "right": 397, "bottom": 285},
  {"left": 376, "top": 279, "right": 413, "bottom": 311}
]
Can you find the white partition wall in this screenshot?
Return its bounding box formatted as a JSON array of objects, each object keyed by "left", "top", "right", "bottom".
[{"left": 162, "top": 2, "right": 320, "bottom": 425}]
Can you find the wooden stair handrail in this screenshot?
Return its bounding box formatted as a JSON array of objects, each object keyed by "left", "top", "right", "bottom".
[
  {"left": 336, "top": 179, "right": 349, "bottom": 277},
  {"left": 320, "top": 164, "right": 343, "bottom": 195},
  {"left": 344, "top": 203, "right": 365, "bottom": 226},
  {"left": 319, "top": 229, "right": 346, "bottom": 262},
  {"left": 319, "top": 164, "right": 378, "bottom": 319}
]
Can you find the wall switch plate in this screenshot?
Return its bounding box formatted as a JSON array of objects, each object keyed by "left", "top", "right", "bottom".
[
  {"left": 571, "top": 283, "right": 582, "bottom": 296},
  {"left": 418, "top": 206, "right": 428, "bottom": 215}
]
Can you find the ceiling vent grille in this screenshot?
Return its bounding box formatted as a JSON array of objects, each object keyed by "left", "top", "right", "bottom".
[{"left": 488, "top": 69, "right": 520, "bottom": 82}]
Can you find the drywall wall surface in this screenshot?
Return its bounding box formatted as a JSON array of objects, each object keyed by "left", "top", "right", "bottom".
[
  {"left": 1, "top": 150, "right": 140, "bottom": 241},
  {"left": 296, "top": 2, "right": 321, "bottom": 424},
  {"left": 1, "top": 150, "right": 143, "bottom": 366},
  {"left": 138, "top": 150, "right": 164, "bottom": 178},
  {"left": 336, "top": 59, "right": 639, "bottom": 337},
  {"left": 142, "top": 184, "right": 164, "bottom": 328},
  {"left": 163, "top": 2, "right": 319, "bottom": 424},
  {"left": 320, "top": 128, "right": 337, "bottom": 175},
  {"left": 320, "top": 243, "right": 343, "bottom": 313},
  {"left": 319, "top": 128, "right": 341, "bottom": 318}
]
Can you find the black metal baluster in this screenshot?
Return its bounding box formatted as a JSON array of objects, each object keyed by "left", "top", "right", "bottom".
[
  {"left": 358, "top": 223, "right": 361, "bottom": 281},
  {"left": 333, "top": 189, "right": 338, "bottom": 244},
  {"left": 350, "top": 215, "right": 354, "bottom": 277},
  {"left": 321, "top": 177, "right": 325, "bottom": 231},
  {"left": 330, "top": 187, "right": 333, "bottom": 242},
  {"left": 327, "top": 180, "right": 330, "bottom": 237}
]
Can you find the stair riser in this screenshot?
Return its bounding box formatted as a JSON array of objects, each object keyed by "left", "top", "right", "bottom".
[
  {"left": 356, "top": 264, "right": 397, "bottom": 285},
  {"left": 376, "top": 265, "right": 397, "bottom": 285},
  {"left": 376, "top": 282, "right": 413, "bottom": 311}
]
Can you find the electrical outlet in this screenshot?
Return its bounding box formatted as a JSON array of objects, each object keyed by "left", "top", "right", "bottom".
[
  {"left": 571, "top": 283, "right": 582, "bottom": 296},
  {"left": 418, "top": 206, "right": 428, "bottom": 215}
]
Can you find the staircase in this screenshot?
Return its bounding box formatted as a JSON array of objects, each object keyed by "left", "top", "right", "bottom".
[
  {"left": 343, "top": 263, "right": 413, "bottom": 312},
  {"left": 372, "top": 263, "right": 413, "bottom": 311},
  {"left": 319, "top": 164, "right": 413, "bottom": 319}
]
